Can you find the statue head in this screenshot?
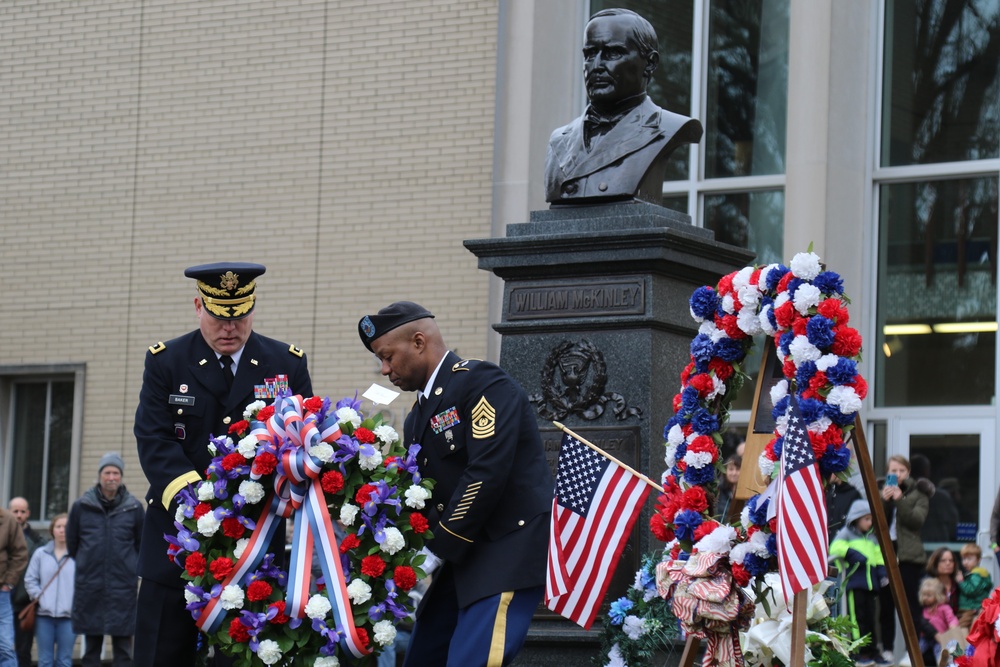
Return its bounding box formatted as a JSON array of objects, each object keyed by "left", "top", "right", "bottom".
[{"left": 583, "top": 9, "right": 659, "bottom": 111}]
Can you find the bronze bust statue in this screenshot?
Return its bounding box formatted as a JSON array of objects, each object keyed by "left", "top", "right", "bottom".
[{"left": 544, "top": 9, "right": 703, "bottom": 205}]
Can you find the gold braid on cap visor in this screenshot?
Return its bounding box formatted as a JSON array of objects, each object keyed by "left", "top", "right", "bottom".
[{"left": 200, "top": 293, "right": 255, "bottom": 318}]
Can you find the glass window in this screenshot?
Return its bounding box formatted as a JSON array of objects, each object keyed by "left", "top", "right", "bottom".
[
  {"left": 909, "top": 434, "right": 980, "bottom": 544},
  {"left": 7, "top": 378, "right": 76, "bottom": 519},
  {"left": 704, "top": 0, "right": 789, "bottom": 178},
  {"left": 881, "top": 0, "right": 1000, "bottom": 167},
  {"left": 875, "top": 177, "right": 999, "bottom": 406}
]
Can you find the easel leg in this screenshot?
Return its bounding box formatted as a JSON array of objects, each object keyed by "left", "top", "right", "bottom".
[{"left": 680, "top": 635, "right": 699, "bottom": 667}]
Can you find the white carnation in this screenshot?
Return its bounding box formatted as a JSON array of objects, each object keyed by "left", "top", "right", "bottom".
[
  {"left": 233, "top": 538, "right": 249, "bottom": 560},
  {"left": 759, "top": 305, "right": 776, "bottom": 336},
  {"left": 773, "top": 291, "right": 790, "bottom": 309},
  {"left": 606, "top": 643, "right": 627, "bottom": 667},
  {"left": 698, "top": 320, "right": 724, "bottom": 343},
  {"left": 793, "top": 283, "right": 822, "bottom": 314},
  {"left": 175, "top": 505, "right": 186, "bottom": 523},
  {"left": 373, "top": 424, "right": 398, "bottom": 445},
  {"left": 707, "top": 376, "right": 726, "bottom": 401},
  {"left": 207, "top": 442, "right": 218, "bottom": 455},
  {"left": 748, "top": 529, "right": 771, "bottom": 557},
  {"left": 827, "top": 385, "right": 862, "bottom": 414},
  {"left": 405, "top": 485, "right": 431, "bottom": 510},
  {"left": 305, "top": 593, "right": 332, "bottom": 620},
  {"left": 256, "top": 639, "right": 282, "bottom": 665},
  {"left": 373, "top": 619, "right": 396, "bottom": 646},
  {"left": 758, "top": 264, "right": 779, "bottom": 290},
  {"left": 758, "top": 451, "right": 775, "bottom": 480},
  {"left": 737, "top": 283, "right": 760, "bottom": 309},
  {"left": 664, "top": 443, "right": 678, "bottom": 468},
  {"left": 347, "top": 579, "right": 372, "bottom": 605},
  {"left": 775, "top": 414, "right": 789, "bottom": 436},
  {"left": 737, "top": 307, "right": 762, "bottom": 336},
  {"left": 239, "top": 480, "right": 265, "bottom": 505},
  {"left": 732, "top": 266, "right": 754, "bottom": 292},
  {"left": 335, "top": 407, "right": 362, "bottom": 429},
  {"left": 237, "top": 435, "right": 258, "bottom": 459},
  {"left": 769, "top": 379, "right": 788, "bottom": 407},
  {"left": 219, "top": 584, "right": 244, "bottom": 610},
  {"left": 359, "top": 449, "right": 383, "bottom": 471},
  {"left": 790, "top": 251, "right": 822, "bottom": 280},
  {"left": 314, "top": 658, "right": 340, "bottom": 667},
  {"left": 815, "top": 353, "right": 840, "bottom": 372},
  {"left": 666, "top": 424, "right": 684, "bottom": 447},
  {"left": 197, "top": 512, "right": 221, "bottom": 537},
  {"left": 243, "top": 400, "right": 266, "bottom": 421},
  {"left": 740, "top": 504, "right": 752, "bottom": 530},
  {"left": 197, "top": 481, "right": 215, "bottom": 501},
  {"left": 721, "top": 293, "right": 736, "bottom": 314},
  {"left": 788, "top": 335, "right": 822, "bottom": 362},
  {"left": 380, "top": 527, "right": 405, "bottom": 555},
  {"left": 807, "top": 416, "right": 833, "bottom": 435},
  {"left": 683, "top": 451, "right": 714, "bottom": 469},
  {"left": 309, "top": 443, "right": 335, "bottom": 463},
  {"left": 693, "top": 524, "right": 737, "bottom": 555},
  {"left": 184, "top": 587, "right": 200, "bottom": 604},
  {"left": 622, "top": 615, "right": 648, "bottom": 640},
  {"left": 340, "top": 503, "right": 359, "bottom": 526}
]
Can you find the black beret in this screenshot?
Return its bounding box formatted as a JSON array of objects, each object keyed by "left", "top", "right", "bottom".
[
  {"left": 184, "top": 262, "right": 266, "bottom": 320},
  {"left": 359, "top": 301, "right": 435, "bottom": 351}
]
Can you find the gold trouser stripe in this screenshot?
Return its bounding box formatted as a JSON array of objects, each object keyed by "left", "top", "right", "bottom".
[
  {"left": 162, "top": 470, "right": 204, "bottom": 510},
  {"left": 487, "top": 591, "right": 514, "bottom": 667}
]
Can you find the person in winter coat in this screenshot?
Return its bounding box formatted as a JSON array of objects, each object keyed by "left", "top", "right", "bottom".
[
  {"left": 829, "top": 499, "right": 886, "bottom": 667},
  {"left": 956, "top": 543, "right": 993, "bottom": 628},
  {"left": 66, "top": 453, "right": 143, "bottom": 667},
  {"left": 25, "top": 514, "right": 75, "bottom": 667}
]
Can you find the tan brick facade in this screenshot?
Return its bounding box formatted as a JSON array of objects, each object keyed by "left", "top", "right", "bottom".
[{"left": 0, "top": 0, "right": 498, "bottom": 499}]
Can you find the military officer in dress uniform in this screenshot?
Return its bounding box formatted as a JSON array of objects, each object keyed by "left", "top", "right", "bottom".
[
  {"left": 133, "top": 262, "right": 312, "bottom": 666},
  {"left": 359, "top": 302, "right": 553, "bottom": 667}
]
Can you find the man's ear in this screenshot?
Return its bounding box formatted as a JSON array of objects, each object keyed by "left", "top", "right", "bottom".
[
  {"left": 644, "top": 51, "right": 659, "bottom": 81},
  {"left": 412, "top": 331, "right": 426, "bottom": 351}
]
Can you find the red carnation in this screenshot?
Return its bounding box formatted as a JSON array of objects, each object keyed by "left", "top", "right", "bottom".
[
  {"left": 782, "top": 359, "right": 797, "bottom": 379},
  {"left": 774, "top": 301, "right": 796, "bottom": 328},
  {"left": 791, "top": 316, "right": 808, "bottom": 336},
  {"left": 303, "top": 396, "right": 324, "bottom": 413},
  {"left": 228, "top": 617, "right": 251, "bottom": 643},
  {"left": 708, "top": 358, "right": 734, "bottom": 381},
  {"left": 222, "top": 517, "right": 245, "bottom": 539},
  {"left": 731, "top": 562, "right": 751, "bottom": 587},
  {"left": 680, "top": 486, "right": 709, "bottom": 513},
  {"left": 193, "top": 502, "right": 212, "bottom": 520},
  {"left": 354, "top": 427, "right": 376, "bottom": 444},
  {"left": 649, "top": 513, "right": 674, "bottom": 542},
  {"left": 715, "top": 313, "right": 743, "bottom": 339},
  {"left": 246, "top": 580, "right": 273, "bottom": 602},
  {"left": 393, "top": 565, "right": 417, "bottom": 591},
  {"left": 321, "top": 470, "right": 344, "bottom": 495},
  {"left": 817, "top": 298, "right": 849, "bottom": 324},
  {"left": 807, "top": 432, "right": 827, "bottom": 461},
  {"left": 257, "top": 405, "right": 275, "bottom": 422},
  {"left": 339, "top": 533, "right": 361, "bottom": 554},
  {"left": 356, "top": 628, "right": 369, "bottom": 649},
  {"left": 749, "top": 268, "right": 762, "bottom": 288},
  {"left": 776, "top": 271, "right": 795, "bottom": 293},
  {"left": 355, "top": 484, "right": 376, "bottom": 506},
  {"left": 221, "top": 452, "right": 247, "bottom": 472},
  {"left": 808, "top": 370, "right": 828, "bottom": 392},
  {"left": 409, "top": 512, "right": 429, "bottom": 534},
  {"left": 669, "top": 543, "right": 682, "bottom": 560},
  {"left": 717, "top": 273, "right": 735, "bottom": 296},
  {"left": 850, "top": 375, "right": 868, "bottom": 399},
  {"left": 253, "top": 451, "right": 278, "bottom": 476},
  {"left": 831, "top": 326, "right": 862, "bottom": 357},
  {"left": 184, "top": 551, "right": 206, "bottom": 577},
  {"left": 228, "top": 420, "right": 249, "bottom": 435},
  {"left": 268, "top": 600, "right": 289, "bottom": 624},
  {"left": 693, "top": 520, "right": 719, "bottom": 542},
  {"left": 672, "top": 393, "right": 683, "bottom": 412},
  {"left": 769, "top": 517, "right": 778, "bottom": 533},
  {"left": 680, "top": 361, "right": 695, "bottom": 384},
  {"left": 688, "top": 373, "right": 714, "bottom": 397},
  {"left": 209, "top": 557, "right": 234, "bottom": 581},
  {"left": 361, "top": 555, "right": 386, "bottom": 578}
]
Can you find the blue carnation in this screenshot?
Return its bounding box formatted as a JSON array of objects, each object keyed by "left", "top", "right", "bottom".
[
  {"left": 748, "top": 496, "right": 770, "bottom": 526},
  {"left": 766, "top": 533, "right": 778, "bottom": 557},
  {"left": 681, "top": 385, "right": 701, "bottom": 413},
  {"left": 813, "top": 271, "right": 844, "bottom": 295},
  {"left": 690, "top": 286, "right": 719, "bottom": 320},
  {"left": 772, "top": 436, "right": 784, "bottom": 459},
  {"left": 684, "top": 463, "right": 716, "bottom": 487},
  {"left": 675, "top": 442, "right": 688, "bottom": 461},
  {"left": 690, "top": 334, "right": 714, "bottom": 366},
  {"left": 798, "top": 396, "right": 825, "bottom": 423},
  {"left": 765, "top": 265, "right": 789, "bottom": 292},
  {"left": 778, "top": 331, "right": 794, "bottom": 357},
  {"left": 827, "top": 358, "right": 858, "bottom": 385},
  {"left": 663, "top": 414, "right": 685, "bottom": 439},
  {"left": 771, "top": 395, "right": 789, "bottom": 421},
  {"left": 674, "top": 509, "right": 704, "bottom": 543},
  {"left": 744, "top": 553, "right": 771, "bottom": 576},
  {"left": 825, "top": 402, "right": 856, "bottom": 426},
  {"left": 819, "top": 443, "right": 852, "bottom": 476},
  {"left": 806, "top": 315, "right": 836, "bottom": 349},
  {"left": 609, "top": 598, "right": 633, "bottom": 625},
  {"left": 796, "top": 360, "right": 818, "bottom": 388},
  {"left": 764, "top": 305, "right": 778, "bottom": 330},
  {"left": 786, "top": 278, "right": 804, "bottom": 301},
  {"left": 714, "top": 337, "right": 746, "bottom": 363},
  {"left": 691, "top": 409, "right": 719, "bottom": 435}
]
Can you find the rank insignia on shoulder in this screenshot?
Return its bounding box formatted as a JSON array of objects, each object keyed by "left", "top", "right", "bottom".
[
  {"left": 471, "top": 396, "right": 495, "bottom": 439},
  {"left": 452, "top": 359, "right": 481, "bottom": 372},
  {"left": 149, "top": 341, "right": 166, "bottom": 355},
  {"left": 288, "top": 344, "right": 304, "bottom": 358},
  {"left": 430, "top": 407, "right": 460, "bottom": 434}
]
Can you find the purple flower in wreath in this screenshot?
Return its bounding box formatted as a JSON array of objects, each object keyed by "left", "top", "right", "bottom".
[
  {"left": 819, "top": 443, "right": 852, "bottom": 476},
  {"left": 684, "top": 462, "right": 716, "bottom": 487},
  {"left": 166, "top": 522, "right": 200, "bottom": 554},
  {"left": 689, "top": 286, "right": 719, "bottom": 320},
  {"left": 674, "top": 509, "right": 704, "bottom": 543},
  {"left": 827, "top": 358, "right": 859, "bottom": 385},
  {"left": 386, "top": 444, "right": 422, "bottom": 484},
  {"left": 806, "top": 315, "right": 836, "bottom": 349},
  {"left": 813, "top": 271, "right": 844, "bottom": 295}
]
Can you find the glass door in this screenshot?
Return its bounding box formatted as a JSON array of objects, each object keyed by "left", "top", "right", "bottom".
[{"left": 891, "top": 417, "right": 997, "bottom": 576}]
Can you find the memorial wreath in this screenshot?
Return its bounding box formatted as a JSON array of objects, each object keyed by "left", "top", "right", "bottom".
[{"left": 164, "top": 393, "right": 435, "bottom": 666}]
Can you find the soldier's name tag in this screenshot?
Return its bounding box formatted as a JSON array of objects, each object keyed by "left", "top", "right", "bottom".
[
  {"left": 430, "top": 407, "right": 460, "bottom": 434},
  {"left": 169, "top": 394, "right": 196, "bottom": 406}
]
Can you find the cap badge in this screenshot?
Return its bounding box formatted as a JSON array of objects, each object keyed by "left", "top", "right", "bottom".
[
  {"left": 219, "top": 271, "right": 239, "bottom": 291},
  {"left": 361, "top": 316, "right": 376, "bottom": 338}
]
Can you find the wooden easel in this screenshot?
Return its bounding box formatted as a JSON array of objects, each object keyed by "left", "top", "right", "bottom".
[{"left": 677, "top": 343, "right": 924, "bottom": 667}]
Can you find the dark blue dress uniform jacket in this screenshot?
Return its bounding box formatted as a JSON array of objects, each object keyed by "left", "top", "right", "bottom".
[
  {"left": 405, "top": 352, "right": 553, "bottom": 611},
  {"left": 134, "top": 329, "right": 311, "bottom": 587}
]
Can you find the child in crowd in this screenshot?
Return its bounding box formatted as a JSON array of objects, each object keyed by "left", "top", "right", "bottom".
[
  {"left": 918, "top": 577, "right": 960, "bottom": 665},
  {"left": 830, "top": 499, "right": 887, "bottom": 667},
  {"left": 956, "top": 542, "right": 993, "bottom": 628}
]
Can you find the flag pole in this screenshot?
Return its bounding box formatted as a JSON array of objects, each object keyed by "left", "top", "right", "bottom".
[{"left": 553, "top": 421, "right": 664, "bottom": 493}]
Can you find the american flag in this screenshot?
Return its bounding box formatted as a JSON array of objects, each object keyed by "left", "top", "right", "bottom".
[
  {"left": 776, "top": 394, "right": 829, "bottom": 603},
  {"left": 545, "top": 432, "right": 651, "bottom": 629}
]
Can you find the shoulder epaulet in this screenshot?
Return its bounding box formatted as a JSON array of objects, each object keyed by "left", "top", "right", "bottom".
[
  {"left": 288, "top": 344, "right": 304, "bottom": 358},
  {"left": 452, "top": 358, "right": 482, "bottom": 372},
  {"left": 148, "top": 341, "right": 166, "bottom": 355}
]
